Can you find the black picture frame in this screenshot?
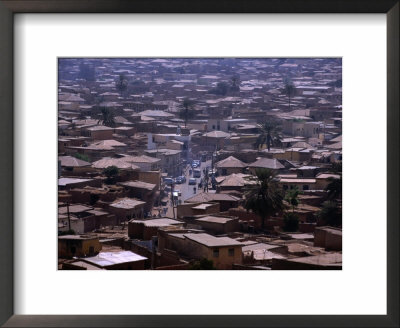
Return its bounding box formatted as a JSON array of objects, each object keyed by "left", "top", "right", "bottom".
[{"left": 0, "top": 1, "right": 398, "bottom": 327}]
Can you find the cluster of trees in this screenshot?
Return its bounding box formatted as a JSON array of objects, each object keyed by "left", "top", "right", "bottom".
[
  {"left": 114, "top": 74, "right": 149, "bottom": 95},
  {"left": 244, "top": 169, "right": 285, "bottom": 230},
  {"left": 103, "top": 165, "right": 119, "bottom": 184},
  {"left": 254, "top": 119, "right": 282, "bottom": 151},
  {"left": 208, "top": 75, "right": 241, "bottom": 96},
  {"left": 319, "top": 175, "right": 342, "bottom": 226},
  {"left": 244, "top": 165, "right": 342, "bottom": 233},
  {"left": 116, "top": 74, "right": 128, "bottom": 94},
  {"left": 98, "top": 107, "right": 116, "bottom": 127}
]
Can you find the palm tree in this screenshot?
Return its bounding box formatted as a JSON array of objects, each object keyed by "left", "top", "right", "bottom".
[
  {"left": 254, "top": 120, "right": 282, "bottom": 151},
  {"left": 116, "top": 74, "right": 128, "bottom": 94},
  {"left": 179, "top": 98, "right": 195, "bottom": 128},
  {"left": 244, "top": 168, "right": 285, "bottom": 231},
  {"left": 98, "top": 107, "right": 115, "bottom": 127},
  {"left": 325, "top": 176, "right": 342, "bottom": 200},
  {"left": 318, "top": 201, "right": 342, "bottom": 227},
  {"left": 230, "top": 75, "right": 240, "bottom": 92},
  {"left": 284, "top": 79, "right": 296, "bottom": 110}
]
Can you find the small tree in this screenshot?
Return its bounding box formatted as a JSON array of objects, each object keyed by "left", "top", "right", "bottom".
[
  {"left": 285, "top": 187, "right": 301, "bottom": 213},
  {"left": 283, "top": 212, "right": 299, "bottom": 232},
  {"left": 209, "top": 82, "right": 230, "bottom": 95},
  {"left": 189, "top": 258, "right": 215, "bottom": 270},
  {"left": 331, "top": 161, "right": 342, "bottom": 174},
  {"left": 318, "top": 201, "right": 342, "bottom": 227},
  {"left": 103, "top": 165, "right": 119, "bottom": 184},
  {"left": 58, "top": 229, "right": 75, "bottom": 236},
  {"left": 325, "top": 176, "right": 342, "bottom": 200},
  {"left": 73, "top": 153, "right": 90, "bottom": 162}
]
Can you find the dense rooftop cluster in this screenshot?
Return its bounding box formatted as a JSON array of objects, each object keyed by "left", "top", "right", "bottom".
[{"left": 58, "top": 58, "right": 342, "bottom": 270}]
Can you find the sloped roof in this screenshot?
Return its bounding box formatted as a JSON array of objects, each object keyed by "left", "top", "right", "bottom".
[
  {"left": 59, "top": 93, "right": 85, "bottom": 102},
  {"left": 122, "top": 155, "right": 161, "bottom": 164},
  {"left": 204, "top": 131, "right": 230, "bottom": 138},
  {"left": 130, "top": 218, "right": 182, "bottom": 227},
  {"left": 249, "top": 158, "right": 284, "bottom": 169},
  {"left": 195, "top": 216, "right": 236, "bottom": 224},
  {"left": 291, "top": 141, "right": 314, "bottom": 149},
  {"left": 91, "top": 140, "right": 127, "bottom": 148},
  {"left": 135, "top": 110, "right": 175, "bottom": 118},
  {"left": 183, "top": 233, "right": 242, "bottom": 247},
  {"left": 325, "top": 141, "right": 342, "bottom": 150},
  {"left": 330, "top": 135, "right": 342, "bottom": 142},
  {"left": 58, "top": 156, "right": 91, "bottom": 167},
  {"left": 110, "top": 198, "right": 146, "bottom": 209},
  {"left": 218, "top": 173, "right": 255, "bottom": 187},
  {"left": 83, "top": 251, "right": 147, "bottom": 267},
  {"left": 185, "top": 192, "right": 240, "bottom": 203},
  {"left": 92, "top": 157, "right": 140, "bottom": 170},
  {"left": 119, "top": 180, "right": 156, "bottom": 191},
  {"left": 216, "top": 156, "right": 247, "bottom": 168}
]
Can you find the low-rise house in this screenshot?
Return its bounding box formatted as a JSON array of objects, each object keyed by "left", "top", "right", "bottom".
[
  {"left": 182, "top": 233, "right": 243, "bottom": 270},
  {"left": 108, "top": 197, "right": 146, "bottom": 223},
  {"left": 177, "top": 202, "right": 220, "bottom": 219},
  {"left": 194, "top": 215, "right": 240, "bottom": 235},
  {"left": 58, "top": 177, "right": 102, "bottom": 190},
  {"left": 58, "top": 156, "right": 92, "bottom": 176},
  {"left": 296, "top": 165, "right": 319, "bottom": 178},
  {"left": 58, "top": 235, "right": 102, "bottom": 259},
  {"left": 215, "top": 156, "right": 247, "bottom": 175},
  {"left": 279, "top": 148, "right": 314, "bottom": 162},
  {"left": 84, "top": 125, "right": 114, "bottom": 140},
  {"left": 242, "top": 243, "right": 287, "bottom": 264},
  {"left": 145, "top": 148, "right": 182, "bottom": 177},
  {"left": 314, "top": 226, "right": 342, "bottom": 251},
  {"left": 279, "top": 177, "right": 317, "bottom": 191},
  {"left": 202, "top": 130, "right": 231, "bottom": 149},
  {"left": 119, "top": 180, "right": 157, "bottom": 212},
  {"left": 69, "top": 185, "right": 126, "bottom": 204},
  {"left": 58, "top": 204, "right": 117, "bottom": 233},
  {"left": 128, "top": 218, "right": 183, "bottom": 240},
  {"left": 120, "top": 155, "right": 161, "bottom": 171},
  {"left": 271, "top": 252, "right": 342, "bottom": 270},
  {"left": 91, "top": 157, "right": 140, "bottom": 180},
  {"left": 248, "top": 157, "right": 284, "bottom": 174},
  {"left": 315, "top": 173, "right": 341, "bottom": 190},
  {"left": 114, "top": 126, "right": 135, "bottom": 136},
  {"left": 216, "top": 173, "right": 255, "bottom": 193},
  {"left": 228, "top": 207, "right": 262, "bottom": 230},
  {"left": 185, "top": 192, "right": 240, "bottom": 212},
  {"left": 58, "top": 136, "right": 90, "bottom": 154},
  {"left": 80, "top": 250, "right": 148, "bottom": 270}
]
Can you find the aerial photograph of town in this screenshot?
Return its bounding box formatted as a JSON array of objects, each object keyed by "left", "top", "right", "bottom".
[{"left": 58, "top": 58, "right": 342, "bottom": 270}]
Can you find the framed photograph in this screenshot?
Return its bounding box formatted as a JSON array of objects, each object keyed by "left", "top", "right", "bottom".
[{"left": 0, "top": 1, "right": 398, "bottom": 327}]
